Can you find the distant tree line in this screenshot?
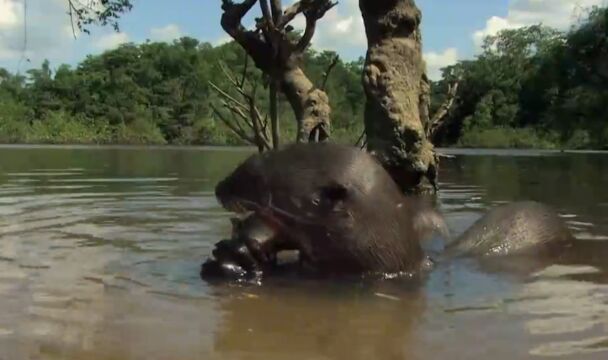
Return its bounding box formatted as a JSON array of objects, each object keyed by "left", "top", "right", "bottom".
[
  {"left": 0, "top": 6, "right": 606, "bottom": 149},
  {"left": 0, "top": 37, "right": 364, "bottom": 145},
  {"left": 432, "top": 6, "right": 608, "bottom": 150}
]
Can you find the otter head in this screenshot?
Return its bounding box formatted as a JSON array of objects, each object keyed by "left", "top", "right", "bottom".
[{"left": 215, "top": 153, "right": 271, "bottom": 214}]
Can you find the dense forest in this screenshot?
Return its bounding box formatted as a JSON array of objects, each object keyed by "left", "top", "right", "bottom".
[
  {"left": 432, "top": 6, "right": 608, "bottom": 149},
  {"left": 0, "top": 6, "right": 606, "bottom": 149}
]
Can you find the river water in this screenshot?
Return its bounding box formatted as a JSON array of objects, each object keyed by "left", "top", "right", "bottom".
[{"left": 0, "top": 145, "right": 607, "bottom": 360}]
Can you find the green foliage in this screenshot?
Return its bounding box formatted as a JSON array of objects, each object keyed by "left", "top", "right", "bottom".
[
  {"left": 0, "top": 38, "right": 364, "bottom": 146},
  {"left": 432, "top": 6, "right": 608, "bottom": 150},
  {"left": 69, "top": 0, "right": 133, "bottom": 34},
  {"left": 0, "top": 99, "right": 30, "bottom": 143}
]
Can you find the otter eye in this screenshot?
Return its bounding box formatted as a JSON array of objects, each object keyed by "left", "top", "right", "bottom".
[{"left": 319, "top": 183, "right": 348, "bottom": 202}]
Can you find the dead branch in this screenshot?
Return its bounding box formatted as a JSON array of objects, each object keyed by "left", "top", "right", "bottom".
[
  {"left": 321, "top": 54, "right": 340, "bottom": 91},
  {"left": 270, "top": 0, "right": 283, "bottom": 23},
  {"left": 239, "top": 55, "right": 249, "bottom": 88},
  {"left": 221, "top": 0, "right": 271, "bottom": 72},
  {"left": 67, "top": 1, "right": 78, "bottom": 39},
  {"left": 295, "top": 1, "right": 337, "bottom": 53},
  {"left": 269, "top": 82, "right": 280, "bottom": 149},
  {"left": 259, "top": 0, "right": 274, "bottom": 26},
  {"left": 212, "top": 104, "right": 264, "bottom": 149},
  {"left": 208, "top": 56, "right": 273, "bottom": 152},
  {"left": 354, "top": 129, "right": 367, "bottom": 149},
  {"left": 427, "top": 79, "right": 460, "bottom": 138},
  {"left": 218, "top": 62, "right": 273, "bottom": 147}
]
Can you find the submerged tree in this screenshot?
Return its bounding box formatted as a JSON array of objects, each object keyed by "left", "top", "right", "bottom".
[
  {"left": 358, "top": 0, "right": 438, "bottom": 194},
  {"left": 220, "top": 0, "right": 335, "bottom": 144},
  {"left": 49, "top": 0, "right": 449, "bottom": 192}
]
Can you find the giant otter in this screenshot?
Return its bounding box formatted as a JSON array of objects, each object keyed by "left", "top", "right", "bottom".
[
  {"left": 205, "top": 142, "right": 447, "bottom": 278},
  {"left": 201, "top": 142, "right": 576, "bottom": 282}
]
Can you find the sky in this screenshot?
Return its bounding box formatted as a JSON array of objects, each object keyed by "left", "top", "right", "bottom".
[{"left": 0, "top": 0, "right": 606, "bottom": 81}]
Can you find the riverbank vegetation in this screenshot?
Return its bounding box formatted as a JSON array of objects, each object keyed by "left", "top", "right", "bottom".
[
  {"left": 432, "top": 6, "right": 608, "bottom": 150},
  {"left": 0, "top": 6, "right": 606, "bottom": 149}
]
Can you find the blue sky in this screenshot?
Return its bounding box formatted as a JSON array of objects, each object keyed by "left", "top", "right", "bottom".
[{"left": 1, "top": 0, "right": 605, "bottom": 80}]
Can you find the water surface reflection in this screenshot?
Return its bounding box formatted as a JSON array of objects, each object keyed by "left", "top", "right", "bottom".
[{"left": 0, "top": 146, "right": 607, "bottom": 359}]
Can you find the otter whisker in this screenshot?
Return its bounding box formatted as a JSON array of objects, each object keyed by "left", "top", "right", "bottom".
[{"left": 233, "top": 197, "right": 320, "bottom": 226}]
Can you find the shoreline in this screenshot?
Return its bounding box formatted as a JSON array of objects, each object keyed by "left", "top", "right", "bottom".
[{"left": 1, "top": 143, "right": 607, "bottom": 155}]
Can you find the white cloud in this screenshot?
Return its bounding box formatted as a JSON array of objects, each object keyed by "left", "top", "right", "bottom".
[
  {"left": 0, "top": 0, "right": 105, "bottom": 67},
  {"left": 472, "top": 16, "right": 522, "bottom": 49},
  {"left": 0, "top": 0, "right": 76, "bottom": 61},
  {"left": 424, "top": 48, "right": 459, "bottom": 81},
  {"left": 149, "top": 24, "right": 182, "bottom": 42},
  {"left": 290, "top": 0, "right": 367, "bottom": 54},
  {"left": 213, "top": 34, "right": 233, "bottom": 46},
  {"left": 0, "top": 0, "right": 20, "bottom": 29},
  {"left": 92, "top": 32, "right": 129, "bottom": 51},
  {"left": 473, "top": 0, "right": 608, "bottom": 50},
  {"left": 0, "top": 0, "right": 139, "bottom": 71}
]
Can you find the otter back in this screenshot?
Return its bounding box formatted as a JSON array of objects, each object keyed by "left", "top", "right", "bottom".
[{"left": 445, "top": 201, "right": 574, "bottom": 258}]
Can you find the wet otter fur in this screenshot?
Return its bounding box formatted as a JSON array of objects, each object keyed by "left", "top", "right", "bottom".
[{"left": 445, "top": 201, "right": 575, "bottom": 258}]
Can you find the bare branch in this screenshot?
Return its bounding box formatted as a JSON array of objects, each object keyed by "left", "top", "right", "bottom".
[
  {"left": 239, "top": 55, "right": 250, "bottom": 88},
  {"left": 279, "top": 2, "right": 303, "bottom": 27},
  {"left": 214, "top": 99, "right": 271, "bottom": 152},
  {"left": 295, "top": 1, "right": 337, "bottom": 53},
  {"left": 355, "top": 129, "right": 366, "bottom": 149},
  {"left": 259, "top": 0, "right": 274, "bottom": 26},
  {"left": 270, "top": 0, "right": 283, "bottom": 23},
  {"left": 221, "top": 0, "right": 272, "bottom": 72},
  {"left": 67, "top": 1, "right": 78, "bottom": 39},
  {"left": 209, "top": 55, "right": 273, "bottom": 152},
  {"left": 296, "top": 17, "right": 316, "bottom": 53},
  {"left": 260, "top": 112, "right": 271, "bottom": 141},
  {"left": 321, "top": 54, "right": 339, "bottom": 91},
  {"left": 247, "top": 87, "right": 270, "bottom": 151},
  {"left": 208, "top": 82, "right": 248, "bottom": 112},
  {"left": 218, "top": 61, "right": 239, "bottom": 87},
  {"left": 427, "top": 79, "right": 461, "bottom": 138},
  {"left": 212, "top": 105, "right": 257, "bottom": 145}
]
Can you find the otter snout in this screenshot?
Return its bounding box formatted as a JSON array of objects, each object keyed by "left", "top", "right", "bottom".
[{"left": 214, "top": 178, "right": 241, "bottom": 212}]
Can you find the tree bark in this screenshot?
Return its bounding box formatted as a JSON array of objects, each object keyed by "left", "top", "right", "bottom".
[
  {"left": 281, "top": 66, "right": 331, "bottom": 142},
  {"left": 359, "top": 0, "right": 437, "bottom": 194}
]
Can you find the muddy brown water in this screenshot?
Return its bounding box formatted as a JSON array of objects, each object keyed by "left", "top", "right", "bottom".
[{"left": 1, "top": 145, "right": 607, "bottom": 360}]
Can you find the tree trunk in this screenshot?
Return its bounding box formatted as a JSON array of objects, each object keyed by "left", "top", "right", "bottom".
[
  {"left": 281, "top": 66, "right": 331, "bottom": 142},
  {"left": 359, "top": 0, "right": 437, "bottom": 194}
]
